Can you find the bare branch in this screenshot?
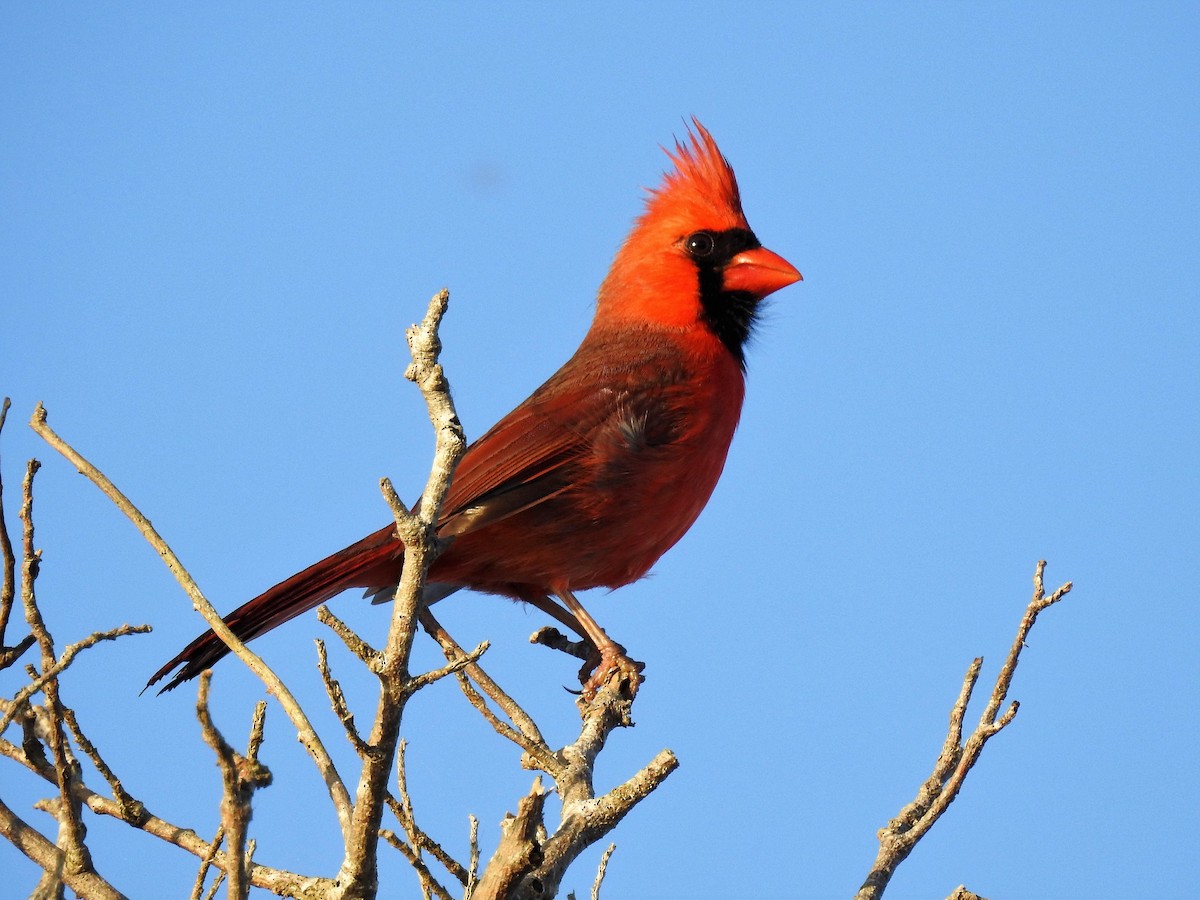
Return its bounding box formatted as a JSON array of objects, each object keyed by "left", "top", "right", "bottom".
[
  {"left": 591, "top": 844, "right": 615, "bottom": 900},
  {"left": 2, "top": 730, "right": 337, "bottom": 898},
  {"left": 190, "top": 825, "right": 225, "bottom": 900},
  {"left": 196, "top": 673, "right": 273, "bottom": 900},
  {"left": 403, "top": 287, "right": 467, "bottom": 532},
  {"left": 423, "top": 598, "right": 676, "bottom": 896},
  {"left": 0, "top": 396, "right": 21, "bottom": 651},
  {"left": 421, "top": 610, "right": 559, "bottom": 775},
  {"left": 0, "top": 795, "right": 126, "bottom": 900},
  {"left": 29, "top": 403, "right": 354, "bottom": 839},
  {"left": 334, "top": 288, "right": 467, "bottom": 898},
  {"left": 316, "top": 604, "right": 379, "bottom": 668},
  {"left": 1, "top": 624, "right": 152, "bottom": 735},
  {"left": 20, "top": 458, "right": 96, "bottom": 883},
  {"left": 472, "top": 779, "right": 549, "bottom": 900},
  {"left": 61, "top": 707, "right": 147, "bottom": 825},
  {"left": 855, "top": 561, "right": 1074, "bottom": 900},
  {"left": 315, "top": 639, "right": 370, "bottom": 757},
  {"left": 980, "top": 559, "right": 1072, "bottom": 727}
]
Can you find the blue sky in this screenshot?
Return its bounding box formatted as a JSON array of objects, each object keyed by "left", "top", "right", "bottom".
[{"left": 2, "top": 4, "right": 1197, "bottom": 898}]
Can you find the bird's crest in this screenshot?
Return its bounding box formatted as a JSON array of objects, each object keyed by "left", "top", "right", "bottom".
[{"left": 640, "top": 118, "right": 747, "bottom": 234}]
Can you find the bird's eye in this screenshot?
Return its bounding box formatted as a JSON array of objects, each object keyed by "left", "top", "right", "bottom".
[{"left": 685, "top": 231, "right": 716, "bottom": 258}]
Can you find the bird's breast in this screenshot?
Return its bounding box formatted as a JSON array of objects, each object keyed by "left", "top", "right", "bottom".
[{"left": 431, "top": 326, "right": 747, "bottom": 597}]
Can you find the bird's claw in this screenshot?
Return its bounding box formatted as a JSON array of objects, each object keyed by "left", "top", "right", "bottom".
[{"left": 578, "top": 643, "right": 645, "bottom": 703}]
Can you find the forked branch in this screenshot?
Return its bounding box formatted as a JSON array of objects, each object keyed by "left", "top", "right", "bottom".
[{"left": 856, "top": 561, "right": 1073, "bottom": 900}]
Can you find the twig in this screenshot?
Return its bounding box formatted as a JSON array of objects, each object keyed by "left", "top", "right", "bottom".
[
  {"left": 379, "top": 829, "right": 455, "bottom": 900},
  {"left": 191, "top": 825, "right": 225, "bottom": 900},
  {"left": 388, "top": 739, "right": 469, "bottom": 886},
  {"left": 591, "top": 844, "right": 615, "bottom": 900},
  {"left": 20, "top": 457, "right": 96, "bottom": 883},
  {"left": 1, "top": 624, "right": 152, "bottom": 735},
  {"left": 29, "top": 403, "right": 354, "bottom": 839},
  {"left": 377, "top": 740, "right": 462, "bottom": 898},
  {"left": 466, "top": 815, "right": 480, "bottom": 898},
  {"left": 855, "top": 561, "right": 1073, "bottom": 900},
  {"left": 0, "top": 795, "right": 125, "bottom": 900},
  {"left": 530, "top": 626, "right": 592, "bottom": 663},
  {"left": 0, "top": 396, "right": 22, "bottom": 650},
  {"left": 315, "top": 639, "right": 370, "bottom": 756},
  {"left": 61, "top": 707, "right": 146, "bottom": 825},
  {"left": 196, "top": 674, "right": 272, "bottom": 900},
  {"left": 420, "top": 609, "right": 559, "bottom": 775},
  {"left": 408, "top": 638, "right": 491, "bottom": 693},
  {"left": 317, "top": 604, "right": 379, "bottom": 667}
]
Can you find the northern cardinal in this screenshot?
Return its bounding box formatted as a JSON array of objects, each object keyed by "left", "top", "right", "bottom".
[{"left": 149, "top": 120, "right": 801, "bottom": 695}]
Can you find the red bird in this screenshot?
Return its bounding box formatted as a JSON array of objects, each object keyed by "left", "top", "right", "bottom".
[{"left": 149, "top": 121, "right": 801, "bottom": 694}]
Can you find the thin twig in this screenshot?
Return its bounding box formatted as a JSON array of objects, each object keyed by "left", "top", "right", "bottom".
[
  {"left": 315, "top": 639, "right": 370, "bottom": 757},
  {"left": 316, "top": 604, "right": 379, "bottom": 667},
  {"left": 61, "top": 707, "right": 146, "bottom": 825},
  {"left": 529, "top": 626, "right": 592, "bottom": 663},
  {"left": 1, "top": 624, "right": 152, "bottom": 735},
  {"left": 406, "top": 637, "right": 491, "bottom": 693},
  {"left": 420, "top": 609, "right": 559, "bottom": 775},
  {"left": 387, "top": 740, "right": 469, "bottom": 886},
  {"left": 466, "top": 815, "right": 480, "bottom": 899},
  {"left": 21, "top": 457, "right": 95, "bottom": 881},
  {"left": 196, "top": 673, "right": 272, "bottom": 900},
  {"left": 379, "top": 829, "right": 456, "bottom": 900},
  {"left": 591, "top": 844, "right": 616, "bottom": 900},
  {"left": 190, "top": 825, "right": 225, "bottom": 900},
  {"left": 0, "top": 396, "right": 19, "bottom": 648}
]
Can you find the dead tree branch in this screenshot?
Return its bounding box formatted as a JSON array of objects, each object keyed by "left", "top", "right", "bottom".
[
  {"left": 0, "top": 396, "right": 37, "bottom": 671},
  {"left": 29, "top": 403, "right": 354, "bottom": 840},
  {"left": 855, "top": 561, "right": 1073, "bottom": 900},
  {"left": 330, "top": 288, "right": 467, "bottom": 899},
  {"left": 196, "top": 675, "right": 272, "bottom": 899},
  {"left": 420, "top": 608, "right": 679, "bottom": 898}
]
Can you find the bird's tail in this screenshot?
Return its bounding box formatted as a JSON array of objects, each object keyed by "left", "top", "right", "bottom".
[{"left": 146, "top": 523, "right": 401, "bottom": 694}]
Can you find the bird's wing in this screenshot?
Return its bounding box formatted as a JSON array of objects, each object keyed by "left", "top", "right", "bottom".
[
  {"left": 436, "top": 373, "right": 600, "bottom": 539},
  {"left": 435, "top": 332, "right": 687, "bottom": 540}
]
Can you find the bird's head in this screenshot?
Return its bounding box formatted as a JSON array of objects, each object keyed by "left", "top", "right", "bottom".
[{"left": 596, "top": 119, "right": 802, "bottom": 367}]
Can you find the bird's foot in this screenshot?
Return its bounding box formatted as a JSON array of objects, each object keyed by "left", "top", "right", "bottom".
[
  {"left": 578, "top": 642, "right": 644, "bottom": 704},
  {"left": 529, "top": 627, "right": 644, "bottom": 709}
]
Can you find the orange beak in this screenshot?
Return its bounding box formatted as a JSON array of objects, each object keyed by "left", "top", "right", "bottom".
[{"left": 722, "top": 246, "right": 803, "bottom": 298}]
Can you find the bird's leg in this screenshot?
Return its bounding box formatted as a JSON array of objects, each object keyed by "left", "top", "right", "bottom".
[
  {"left": 554, "top": 588, "right": 644, "bottom": 700},
  {"left": 524, "top": 594, "right": 590, "bottom": 641}
]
